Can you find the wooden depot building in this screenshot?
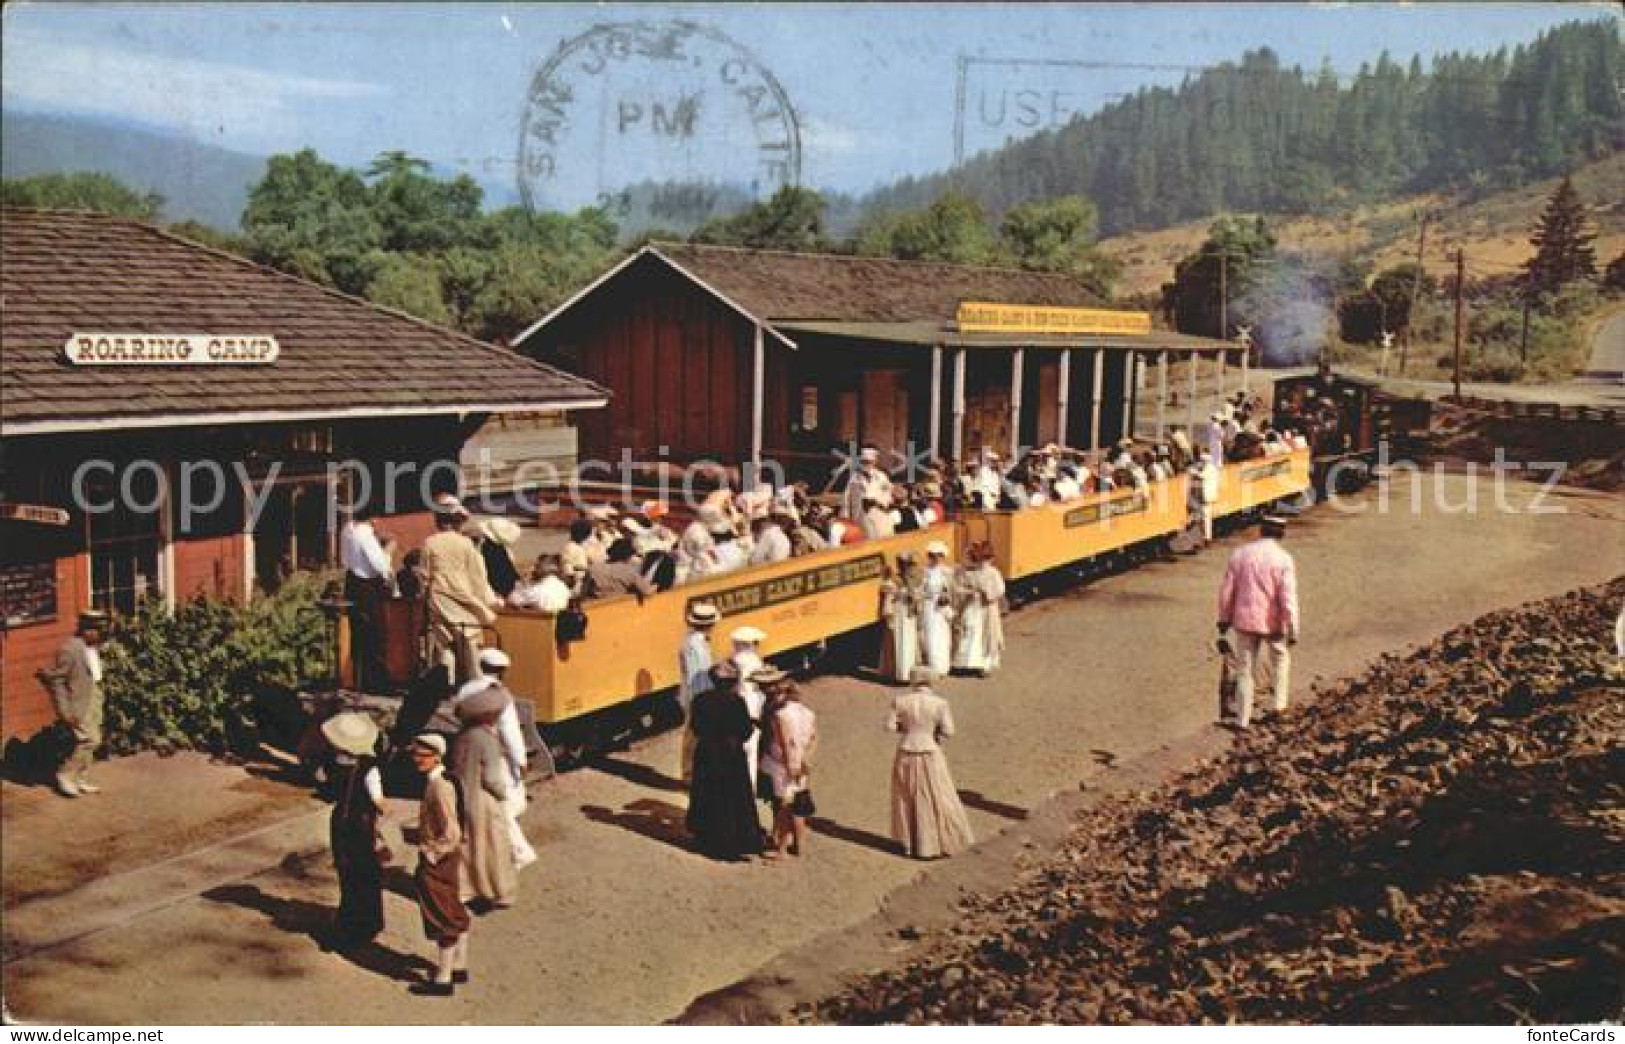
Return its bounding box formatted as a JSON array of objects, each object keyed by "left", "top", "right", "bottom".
[
  {"left": 0, "top": 209, "right": 605, "bottom": 740},
  {"left": 514, "top": 242, "right": 1243, "bottom": 482}
]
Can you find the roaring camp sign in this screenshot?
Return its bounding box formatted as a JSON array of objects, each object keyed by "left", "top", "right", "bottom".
[{"left": 64, "top": 333, "right": 280, "bottom": 366}]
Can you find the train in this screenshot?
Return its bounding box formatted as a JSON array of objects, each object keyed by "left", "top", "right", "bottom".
[
  {"left": 1271, "top": 369, "right": 1432, "bottom": 493},
  {"left": 346, "top": 446, "right": 1313, "bottom": 763}
]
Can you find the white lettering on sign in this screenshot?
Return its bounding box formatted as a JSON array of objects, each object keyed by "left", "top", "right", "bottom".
[{"left": 63, "top": 333, "right": 280, "bottom": 366}]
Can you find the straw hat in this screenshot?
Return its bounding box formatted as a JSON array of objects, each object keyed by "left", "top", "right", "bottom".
[
  {"left": 412, "top": 733, "right": 446, "bottom": 756},
  {"left": 320, "top": 712, "right": 379, "bottom": 757},
  {"left": 76, "top": 608, "right": 110, "bottom": 633},
  {"left": 750, "top": 665, "right": 788, "bottom": 686},
  {"left": 686, "top": 602, "right": 721, "bottom": 627},
  {"left": 730, "top": 625, "right": 766, "bottom": 644},
  {"left": 478, "top": 648, "right": 511, "bottom": 671},
  {"left": 908, "top": 666, "right": 939, "bottom": 686},
  {"left": 479, "top": 518, "right": 522, "bottom": 547},
  {"left": 433, "top": 493, "right": 469, "bottom": 518},
  {"left": 456, "top": 684, "right": 511, "bottom": 725},
  {"left": 926, "top": 540, "right": 949, "bottom": 557}
]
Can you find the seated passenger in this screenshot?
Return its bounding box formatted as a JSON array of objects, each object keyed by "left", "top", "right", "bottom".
[
  {"left": 789, "top": 509, "right": 830, "bottom": 557},
  {"left": 1051, "top": 465, "right": 1082, "bottom": 502},
  {"left": 509, "top": 555, "right": 572, "bottom": 611},
  {"left": 691, "top": 526, "right": 748, "bottom": 581},
  {"left": 749, "top": 512, "right": 792, "bottom": 566},
  {"left": 583, "top": 538, "right": 655, "bottom": 602},
  {"left": 861, "top": 497, "right": 896, "bottom": 540},
  {"left": 560, "top": 518, "right": 594, "bottom": 594}
]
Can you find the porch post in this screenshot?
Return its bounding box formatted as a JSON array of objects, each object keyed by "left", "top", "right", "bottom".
[
  {"left": 1009, "top": 348, "right": 1025, "bottom": 461},
  {"left": 1057, "top": 349, "right": 1071, "bottom": 447},
  {"left": 1157, "top": 350, "right": 1169, "bottom": 440},
  {"left": 750, "top": 322, "right": 764, "bottom": 487},
  {"left": 1187, "top": 351, "right": 1199, "bottom": 430},
  {"left": 1089, "top": 350, "right": 1104, "bottom": 450},
  {"left": 929, "top": 343, "right": 943, "bottom": 461},
  {"left": 1121, "top": 352, "right": 1136, "bottom": 441},
  {"left": 951, "top": 347, "right": 967, "bottom": 463}
]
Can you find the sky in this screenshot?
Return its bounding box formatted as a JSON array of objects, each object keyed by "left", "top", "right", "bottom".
[{"left": 3, "top": 2, "right": 1619, "bottom": 210}]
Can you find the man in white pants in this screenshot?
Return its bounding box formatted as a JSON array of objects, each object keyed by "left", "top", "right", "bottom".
[{"left": 1215, "top": 515, "right": 1300, "bottom": 729}]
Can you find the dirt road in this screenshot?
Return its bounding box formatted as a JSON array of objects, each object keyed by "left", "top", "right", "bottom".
[{"left": 4, "top": 474, "right": 1622, "bottom": 1025}]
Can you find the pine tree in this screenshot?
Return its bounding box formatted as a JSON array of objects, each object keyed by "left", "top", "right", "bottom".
[{"left": 1524, "top": 175, "right": 1598, "bottom": 297}]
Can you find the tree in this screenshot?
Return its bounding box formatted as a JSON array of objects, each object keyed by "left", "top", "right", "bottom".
[
  {"left": 1338, "top": 262, "right": 1437, "bottom": 345},
  {"left": 366, "top": 253, "right": 452, "bottom": 326},
  {"left": 861, "top": 192, "right": 996, "bottom": 264},
  {"left": 1524, "top": 175, "right": 1598, "bottom": 298},
  {"left": 689, "top": 185, "right": 827, "bottom": 251},
  {"left": 995, "top": 195, "right": 1122, "bottom": 296},
  {"left": 1161, "top": 216, "right": 1277, "bottom": 338},
  {"left": 364, "top": 151, "right": 483, "bottom": 254},
  {"left": 1, "top": 172, "right": 163, "bottom": 220},
  {"left": 242, "top": 149, "right": 381, "bottom": 295}
]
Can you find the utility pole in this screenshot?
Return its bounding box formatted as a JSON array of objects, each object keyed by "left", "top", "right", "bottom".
[
  {"left": 1399, "top": 212, "right": 1430, "bottom": 377},
  {"left": 1452, "top": 248, "right": 1465, "bottom": 401}
]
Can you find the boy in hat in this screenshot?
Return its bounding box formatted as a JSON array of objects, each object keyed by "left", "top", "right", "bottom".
[
  {"left": 678, "top": 603, "right": 721, "bottom": 781},
  {"left": 409, "top": 733, "right": 471, "bottom": 996},
  {"left": 39, "top": 609, "right": 110, "bottom": 797}
]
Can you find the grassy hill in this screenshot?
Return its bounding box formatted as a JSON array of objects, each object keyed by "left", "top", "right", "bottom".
[{"left": 1099, "top": 152, "right": 1625, "bottom": 300}]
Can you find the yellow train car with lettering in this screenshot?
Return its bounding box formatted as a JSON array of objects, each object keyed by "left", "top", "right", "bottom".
[
  {"left": 491, "top": 524, "right": 955, "bottom": 726},
  {"left": 1213, "top": 447, "right": 1312, "bottom": 518},
  {"left": 962, "top": 476, "right": 1191, "bottom": 581}
]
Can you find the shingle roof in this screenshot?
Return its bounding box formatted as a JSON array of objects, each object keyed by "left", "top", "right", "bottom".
[
  {"left": 651, "top": 242, "right": 1109, "bottom": 322},
  {"left": 2, "top": 209, "right": 606, "bottom": 435}
]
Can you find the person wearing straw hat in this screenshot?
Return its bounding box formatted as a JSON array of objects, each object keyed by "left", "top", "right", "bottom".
[
  {"left": 918, "top": 542, "right": 955, "bottom": 676},
  {"left": 843, "top": 446, "right": 892, "bottom": 530},
  {"left": 678, "top": 603, "right": 721, "bottom": 782},
  {"left": 888, "top": 667, "right": 975, "bottom": 859},
  {"left": 952, "top": 542, "right": 1006, "bottom": 677},
  {"left": 1216, "top": 515, "right": 1300, "bottom": 729},
  {"left": 422, "top": 495, "right": 501, "bottom": 683},
  {"left": 474, "top": 517, "right": 524, "bottom": 599},
  {"left": 729, "top": 625, "right": 768, "bottom": 786},
  {"left": 38, "top": 609, "right": 109, "bottom": 798},
  {"left": 321, "top": 711, "right": 386, "bottom": 948},
  {"left": 408, "top": 733, "right": 470, "bottom": 996},
  {"left": 758, "top": 671, "right": 816, "bottom": 860}
]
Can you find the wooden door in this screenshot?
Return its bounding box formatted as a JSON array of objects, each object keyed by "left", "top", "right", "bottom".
[{"left": 862, "top": 369, "right": 910, "bottom": 460}]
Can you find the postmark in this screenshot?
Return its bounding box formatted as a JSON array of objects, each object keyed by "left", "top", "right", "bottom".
[{"left": 518, "top": 21, "right": 802, "bottom": 219}]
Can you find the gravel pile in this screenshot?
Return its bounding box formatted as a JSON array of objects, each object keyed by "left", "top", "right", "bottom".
[{"left": 809, "top": 578, "right": 1625, "bottom": 1025}]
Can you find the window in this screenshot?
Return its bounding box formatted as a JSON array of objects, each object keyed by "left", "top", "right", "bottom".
[{"left": 87, "top": 468, "right": 164, "bottom": 615}]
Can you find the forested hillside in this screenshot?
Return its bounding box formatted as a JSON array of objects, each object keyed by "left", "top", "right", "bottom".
[{"left": 862, "top": 20, "right": 1623, "bottom": 236}]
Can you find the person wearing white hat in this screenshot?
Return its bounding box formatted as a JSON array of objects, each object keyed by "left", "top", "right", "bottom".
[
  {"left": 409, "top": 732, "right": 470, "bottom": 996},
  {"left": 1190, "top": 448, "right": 1221, "bottom": 547},
  {"left": 969, "top": 451, "right": 1002, "bottom": 509},
  {"left": 1205, "top": 411, "right": 1228, "bottom": 469},
  {"left": 729, "top": 625, "right": 768, "bottom": 787},
  {"left": 844, "top": 445, "right": 893, "bottom": 535},
  {"left": 423, "top": 497, "right": 501, "bottom": 683},
  {"left": 952, "top": 542, "right": 1006, "bottom": 676},
  {"left": 678, "top": 603, "right": 722, "bottom": 781},
  {"left": 321, "top": 712, "right": 386, "bottom": 948},
  {"left": 451, "top": 648, "right": 535, "bottom": 871},
  {"left": 677, "top": 504, "right": 722, "bottom": 583},
  {"left": 474, "top": 518, "right": 524, "bottom": 600},
  {"left": 918, "top": 541, "right": 955, "bottom": 675},
  {"left": 878, "top": 553, "right": 922, "bottom": 683}
]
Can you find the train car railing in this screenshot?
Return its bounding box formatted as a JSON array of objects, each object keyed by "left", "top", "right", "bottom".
[{"left": 491, "top": 524, "right": 957, "bottom": 725}]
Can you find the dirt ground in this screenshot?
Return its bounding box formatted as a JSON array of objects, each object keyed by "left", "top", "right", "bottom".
[{"left": 3, "top": 474, "right": 1622, "bottom": 1025}]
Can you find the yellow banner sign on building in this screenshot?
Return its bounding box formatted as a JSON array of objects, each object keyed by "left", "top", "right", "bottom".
[{"left": 957, "top": 301, "right": 1153, "bottom": 336}]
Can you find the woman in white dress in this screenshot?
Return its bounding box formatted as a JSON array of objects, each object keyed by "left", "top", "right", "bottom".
[
  {"left": 878, "top": 553, "right": 921, "bottom": 683},
  {"left": 888, "top": 667, "right": 975, "bottom": 859},
  {"left": 729, "top": 626, "right": 767, "bottom": 786},
  {"left": 952, "top": 542, "right": 1006, "bottom": 676},
  {"left": 917, "top": 541, "right": 955, "bottom": 676}
]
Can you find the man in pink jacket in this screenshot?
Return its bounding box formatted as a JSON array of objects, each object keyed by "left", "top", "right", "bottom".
[{"left": 1216, "top": 515, "right": 1300, "bottom": 728}]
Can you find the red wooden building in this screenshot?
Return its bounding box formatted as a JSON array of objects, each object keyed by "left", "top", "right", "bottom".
[
  {"left": 514, "top": 242, "right": 1240, "bottom": 483},
  {"left": 0, "top": 210, "right": 605, "bottom": 740}
]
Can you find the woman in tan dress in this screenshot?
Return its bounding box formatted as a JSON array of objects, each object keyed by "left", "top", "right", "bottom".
[
  {"left": 887, "top": 668, "right": 975, "bottom": 859},
  {"left": 448, "top": 686, "right": 517, "bottom": 908}
]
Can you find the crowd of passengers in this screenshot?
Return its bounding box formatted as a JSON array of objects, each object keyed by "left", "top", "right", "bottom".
[{"left": 464, "top": 391, "right": 1305, "bottom": 607}]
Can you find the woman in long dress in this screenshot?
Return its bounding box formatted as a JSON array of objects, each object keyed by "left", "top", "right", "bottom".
[
  {"left": 448, "top": 687, "right": 517, "bottom": 908},
  {"left": 952, "top": 542, "right": 1006, "bottom": 676},
  {"left": 878, "top": 553, "right": 921, "bottom": 683},
  {"left": 917, "top": 541, "right": 955, "bottom": 676},
  {"left": 322, "top": 712, "right": 385, "bottom": 947},
  {"left": 686, "top": 665, "right": 763, "bottom": 861},
  {"left": 888, "top": 668, "right": 975, "bottom": 859},
  {"left": 758, "top": 677, "right": 817, "bottom": 859}
]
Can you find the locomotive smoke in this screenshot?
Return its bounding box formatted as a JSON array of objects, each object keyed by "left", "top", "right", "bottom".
[{"left": 1238, "top": 260, "right": 1335, "bottom": 367}]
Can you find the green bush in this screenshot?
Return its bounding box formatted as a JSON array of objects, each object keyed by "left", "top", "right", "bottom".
[{"left": 101, "top": 572, "right": 336, "bottom": 756}]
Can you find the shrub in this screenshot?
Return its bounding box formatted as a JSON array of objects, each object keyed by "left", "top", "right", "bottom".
[{"left": 101, "top": 572, "right": 336, "bottom": 756}]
